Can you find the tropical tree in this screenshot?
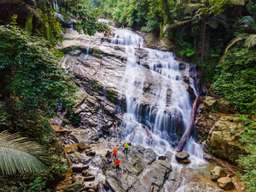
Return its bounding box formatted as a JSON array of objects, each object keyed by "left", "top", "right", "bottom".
[{"left": 0, "top": 131, "right": 47, "bottom": 176}]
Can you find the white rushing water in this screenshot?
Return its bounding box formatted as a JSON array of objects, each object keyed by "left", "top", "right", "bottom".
[{"left": 110, "top": 28, "right": 205, "bottom": 167}]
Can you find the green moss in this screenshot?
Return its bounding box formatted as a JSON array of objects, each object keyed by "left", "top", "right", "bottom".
[{"left": 106, "top": 90, "right": 118, "bottom": 104}]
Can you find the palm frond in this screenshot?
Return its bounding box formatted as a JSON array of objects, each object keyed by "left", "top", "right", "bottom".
[
  {"left": 244, "top": 34, "right": 256, "bottom": 48},
  {"left": 0, "top": 131, "right": 47, "bottom": 176},
  {"left": 220, "top": 36, "right": 244, "bottom": 63},
  {"left": 239, "top": 16, "right": 255, "bottom": 26}
]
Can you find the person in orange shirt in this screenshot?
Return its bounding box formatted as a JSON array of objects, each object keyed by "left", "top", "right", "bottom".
[{"left": 112, "top": 145, "right": 118, "bottom": 159}]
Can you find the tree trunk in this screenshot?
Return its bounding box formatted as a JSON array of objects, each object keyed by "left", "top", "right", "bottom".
[
  {"left": 176, "top": 96, "right": 201, "bottom": 152},
  {"left": 200, "top": 18, "right": 207, "bottom": 63}
]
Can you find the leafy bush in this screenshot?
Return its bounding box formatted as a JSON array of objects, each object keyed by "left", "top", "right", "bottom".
[
  {"left": 62, "top": 0, "right": 106, "bottom": 35},
  {"left": 213, "top": 47, "right": 256, "bottom": 114},
  {"left": 0, "top": 25, "right": 75, "bottom": 114},
  {"left": 0, "top": 25, "right": 73, "bottom": 186},
  {"left": 238, "top": 116, "right": 256, "bottom": 192}
]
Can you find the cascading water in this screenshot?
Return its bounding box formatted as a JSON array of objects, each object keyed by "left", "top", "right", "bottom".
[{"left": 110, "top": 28, "right": 205, "bottom": 165}]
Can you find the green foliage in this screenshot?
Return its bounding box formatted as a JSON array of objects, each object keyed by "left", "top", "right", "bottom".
[
  {"left": 0, "top": 25, "right": 75, "bottom": 116},
  {"left": 178, "top": 42, "right": 196, "bottom": 58},
  {"left": 109, "top": 0, "right": 163, "bottom": 33},
  {"left": 62, "top": 0, "right": 107, "bottom": 35},
  {"left": 0, "top": 1, "right": 62, "bottom": 42},
  {"left": 213, "top": 47, "right": 256, "bottom": 114},
  {"left": 238, "top": 116, "right": 256, "bottom": 192},
  {"left": 27, "top": 176, "right": 49, "bottom": 192}
]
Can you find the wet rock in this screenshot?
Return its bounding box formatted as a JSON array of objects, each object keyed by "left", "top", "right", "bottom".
[
  {"left": 106, "top": 177, "right": 126, "bottom": 192},
  {"left": 177, "top": 182, "right": 224, "bottom": 192},
  {"left": 144, "top": 32, "right": 174, "bottom": 51},
  {"left": 84, "top": 176, "right": 96, "bottom": 182},
  {"left": 158, "top": 156, "right": 167, "bottom": 161},
  {"left": 206, "top": 115, "right": 247, "bottom": 163},
  {"left": 72, "top": 164, "right": 89, "bottom": 173},
  {"left": 210, "top": 166, "right": 226, "bottom": 181},
  {"left": 175, "top": 151, "right": 190, "bottom": 164},
  {"left": 179, "top": 159, "right": 191, "bottom": 164},
  {"left": 82, "top": 170, "right": 95, "bottom": 177},
  {"left": 217, "top": 177, "right": 235, "bottom": 190},
  {"left": 77, "top": 143, "right": 90, "bottom": 151},
  {"left": 179, "top": 62, "right": 186, "bottom": 70},
  {"left": 86, "top": 150, "right": 96, "bottom": 156},
  {"left": 130, "top": 160, "right": 172, "bottom": 192}
]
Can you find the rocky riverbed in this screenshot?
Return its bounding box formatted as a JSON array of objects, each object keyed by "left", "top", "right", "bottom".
[{"left": 53, "top": 27, "right": 244, "bottom": 192}]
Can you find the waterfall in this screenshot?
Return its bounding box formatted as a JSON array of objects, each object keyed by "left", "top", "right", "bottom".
[{"left": 110, "top": 28, "right": 205, "bottom": 165}]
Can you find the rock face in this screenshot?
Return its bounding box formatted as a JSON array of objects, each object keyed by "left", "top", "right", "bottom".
[
  {"left": 176, "top": 182, "right": 224, "bottom": 192},
  {"left": 217, "top": 177, "right": 235, "bottom": 190},
  {"left": 142, "top": 32, "right": 174, "bottom": 51},
  {"left": 210, "top": 166, "right": 226, "bottom": 181},
  {"left": 175, "top": 151, "right": 191, "bottom": 164},
  {"left": 207, "top": 115, "right": 246, "bottom": 163},
  {"left": 105, "top": 147, "right": 171, "bottom": 192},
  {"left": 195, "top": 96, "right": 247, "bottom": 163},
  {"left": 55, "top": 29, "right": 243, "bottom": 192}
]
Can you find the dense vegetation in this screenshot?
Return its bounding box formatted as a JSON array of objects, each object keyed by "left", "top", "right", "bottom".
[
  {"left": 0, "top": 25, "right": 74, "bottom": 191},
  {"left": 0, "top": 0, "right": 101, "bottom": 190},
  {"left": 0, "top": 0, "right": 255, "bottom": 191}
]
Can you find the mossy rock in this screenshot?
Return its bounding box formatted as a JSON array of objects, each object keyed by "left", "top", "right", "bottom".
[{"left": 206, "top": 114, "right": 248, "bottom": 163}]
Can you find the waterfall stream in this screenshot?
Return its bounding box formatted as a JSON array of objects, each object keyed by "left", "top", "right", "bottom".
[{"left": 110, "top": 28, "right": 205, "bottom": 166}]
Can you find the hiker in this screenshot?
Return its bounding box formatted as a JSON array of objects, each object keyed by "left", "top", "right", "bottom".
[
  {"left": 123, "top": 142, "right": 129, "bottom": 159},
  {"left": 112, "top": 145, "right": 118, "bottom": 159},
  {"left": 114, "top": 158, "right": 121, "bottom": 173}
]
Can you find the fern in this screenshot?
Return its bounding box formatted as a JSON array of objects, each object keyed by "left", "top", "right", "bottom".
[
  {"left": 0, "top": 131, "right": 47, "bottom": 176},
  {"left": 220, "top": 36, "right": 244, "bottom": 63}
]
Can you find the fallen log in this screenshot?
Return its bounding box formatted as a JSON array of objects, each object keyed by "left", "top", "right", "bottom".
[{"left": 176, "top": 96, "right": 201, "bottom": 152}]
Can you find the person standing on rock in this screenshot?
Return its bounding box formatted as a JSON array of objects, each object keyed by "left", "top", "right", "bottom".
[
  {"left": 114, "top": 158, "right": 122, "bottom": 174},
  {"left": 112, "top": 145, "right": 118, "bottom": 159},
  {"left": 123, "top": 142, "right": 129, "bottom": 159}
]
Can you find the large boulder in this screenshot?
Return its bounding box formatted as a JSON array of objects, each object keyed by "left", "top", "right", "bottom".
[
  {"left": 105, "top": 146, "right": 172, "bottom": 192},
  {"left": 210, "top": 166, "right": 226, "bottom": 181},
  {"left": 217, "top": 177, "right": 235, "bottom": 190},
  {"left": 143, "top": 32, "right": 174, "bottom": 51},
  {"left": 195, "top": 96, "right": 247, "bottom": 163},
  {"left": 206, "top": 114, "right": 247, "bottom": 163},
  {"left": 175, "top": 151, "right": 191, "bottom": 164}
]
